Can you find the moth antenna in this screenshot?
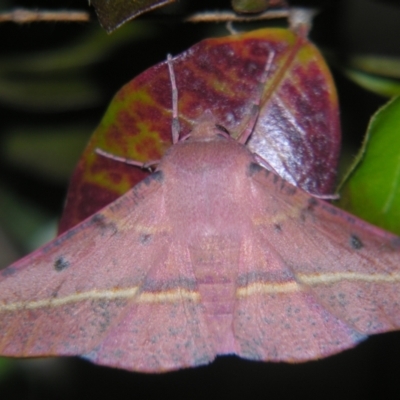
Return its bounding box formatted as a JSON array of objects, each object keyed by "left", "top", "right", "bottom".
[
  {"left": 95, "top": 148, "right": 158, "bottom": 171},
  {"left": 179, "top": 133, "right": 192, "bottom": 142},
  {"left": 92, "top": 55, "right": 180, "bottom": 170},
  {"left": 308, "top": 192, "right": 340, "bottom": 201},
  {"left": 238, "top": 50, "right": 275, "bottom": 144},
  {"left": 95, "top": 58, "right": 182, "bottom": 171},
  {"left": 167, "top": 54, "right": 180, "bottom": 144}
]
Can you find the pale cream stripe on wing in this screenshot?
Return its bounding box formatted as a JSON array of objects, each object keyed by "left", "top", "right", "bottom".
[
  {"left": 252, "top": 207, "right": 300, "bottom": 228},
  {"left": 0, "top": 287, "right": 140, "bottom": 312},
  {"left": 237, "top": 281, "right": 301, "bottom": 297},
  {"left": 135, "top": 224, "right": 170, "bottom": 234},
  {"left": 298, "top": 272, "right": 400, "bottom": 285},
  {"left": 0, "top": 287, "right": 200, "bottom": 312},
  {"left": 237, "top": 272, "right": 400, "bottom": 298},
  {"left": 138, "top": 289, "right": 200, "bottom": 303}
]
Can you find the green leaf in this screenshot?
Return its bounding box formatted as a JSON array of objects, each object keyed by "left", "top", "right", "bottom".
[
  {"left": 341, "top": 54, "right": 400, "bottom": 97},
  {"left": 338, "top": 96, "right": 400, "bottom": 234},
  {"left": 0, "top": 186, "right": 57, "bottom": 253},
  {"left": 0, "top": 74, "right": 101, "bottom": 111},
  {"left": 347, "top": 54, "right": 400, "bottom": 79},
  {"left": 342, "top": 67, "right": 400, "bottom": 97},
  {"left": 0, "top": 357, "right": 13, "bottom": 382},
  {"left": 0, "top": 23, "right": 157, "bottom": 111},
  {"left": 0, "top": 22, "right": 156, "bottom": 74},
  {"left": 2, "top": 125, "right": 92, "bottom": 181}
]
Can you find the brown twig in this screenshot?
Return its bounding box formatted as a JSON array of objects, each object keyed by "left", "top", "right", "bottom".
[
  {"left": 185, "top": 9, "right": 289, "bottom": 23},
  {"left": 0, "top": 8, "right": 90, "bottom": 24}
]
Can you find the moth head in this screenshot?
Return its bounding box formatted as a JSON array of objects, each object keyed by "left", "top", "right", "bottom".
[{"left": 188, "top": 110, "right": 230, "bottom": 142}]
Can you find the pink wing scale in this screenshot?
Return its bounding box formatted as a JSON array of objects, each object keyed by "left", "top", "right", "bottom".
[
  {"left": 0, "top": 171, "right": 216, "bottom": 371},
  {"left": 0, "top": 41, "right": 399, "bottom": 371},
  {"left": 85, "top": 294, "right": 214, "bottom": 372},
  {"left": 2, "top": 130, "right": 400, "bottom": 371},
  {"left": 230, "top": 166, "right": 400, "bottom": 361},
  {"left": 234, "top": 288, "right": 365, "bottom": 362},
  {"left": 87, "top": 240, "right": 216, "bottom": 371}
]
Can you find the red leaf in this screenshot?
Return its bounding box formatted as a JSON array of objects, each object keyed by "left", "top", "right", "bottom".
[
  {"left": 59, "top": 28, "right": 340, "bottom": 233},
  {"left": 0, "top": 55, "right": 399, "bottom": 373}
]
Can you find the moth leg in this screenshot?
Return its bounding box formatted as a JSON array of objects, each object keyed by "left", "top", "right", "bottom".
[
  {"left": 167, "top": 54, "right": 180, "bottom": 144},
  {"left": 238, "top": 50, "right": 275, "bottom": 144},
  {"left": 94, "top": 54, "right": 181, "bottom": 169},
  {"left": 95, "top": 148, "right": 159, "bottom": 170}
]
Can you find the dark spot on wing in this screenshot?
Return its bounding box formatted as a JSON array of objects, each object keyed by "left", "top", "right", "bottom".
[
  {"left": 346, "top": 215, "right": 356, "bottom": 225},
  {"left": 52, "top": 227, "right": 78, "bottom": 248},
  {"left": 274, "top": 223, "right": 282, "bottom": 232},
  {"left": 143, "top": 170, "right": 164, "bottom": 184},
  {"left": 139, "top": 234, "right": 152, "bottom": 245},
  {"left": 54, "top": 256, "right": 70, "bottom": 272},
  {"left": 91, "top": 213, "right": 106, "bottom": 225},
  {"left": 350, "top": 234, "right": 363, "bottom": 250},
  {"left": 284, "top": 185, "right": 297, "bottom": 196},
  {"left": 1, "top": 266, "right": 16, "bottom": 277},
  {"left": 307, "top": 197, "right": 319, "bottom": 212},
  {"left": 392, "top": 236, "right": 400, "bottom": 249},
  {"left": 247, "top": 162, "right": 263, "bottom": 177},
  {"left": 298, "top": 197, "right": 320, "bottom": 223},
  {"left": 323, "top": 204, "right": 338, "bottom": 216},
  {"left": 51, "top": 282, "right": 64, "bottom": 298},
  {"left": 90, "top": 213, "right": 118, "bottom": 236}
]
